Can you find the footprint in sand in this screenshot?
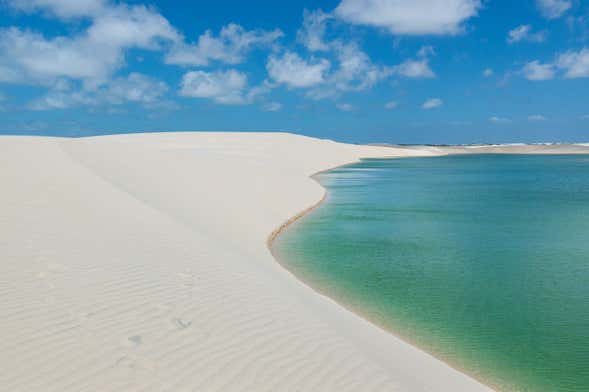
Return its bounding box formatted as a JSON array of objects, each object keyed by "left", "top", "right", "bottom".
[
  {"left": 120, "top": 335, "right": 142, "bottom": 348},
  {"left": 115, "top": 355, "right": 159, "bottom": 373},
  {"left": 169, "top": 317, "right": 192, "bottom": 331}
]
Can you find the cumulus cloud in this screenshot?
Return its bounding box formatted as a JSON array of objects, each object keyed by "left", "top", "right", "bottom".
[
  {"left": 266, "top": 51, "right": 330, "bottom": 88},
  {"left": 536, "top": 0, "right": 572, "bottom": 19},
  {"left": 304, "top": 43, "right": 394, "bottom": 100},
  {"left": 262, "top": 101, "right": 282, "bottom": 112},
  {"left": 489, "top": 116, "right": 511, "bottom": 123},
  {"left": 391, "top": 46, "right": 435, "bottom": 78},
  {"left": 0, "top": 0, "right": 292, "bottom": 110},
  {"left": 0, "top": 28, "right": 114, "bottom": 83},
  {"left": 394, "top": 58, "right": 435, "bottom": 78},
  {"left": 417, "top": 45, "right": 435, "bottom": 58},
  {"left": 422, "top": 98, "right": 442, "bottom": 109},
  {"left": 166, "top": 23, "right": 282, "bottom": 66},
  {"left": 179, "top": 69, "right": 249, "bottom": 104},
  {"left": 522, "top": 60, "right": 555, "bottom": 80},
  {"left": 0, "top": 2, "right": 180, "bottom": 86},
  {"left": 101, "top": 72, "right": 169, "bottom": 104},
  {"left": 483, "top": 68, "right": 493, "bottom": 77},
  {"left": 528, "top": 114, "right": 547, "bottom": 121},
  {"left": 268, "top": 29, "right": 396, "bottom": 99},
  {"left": 507, "top": 25, "right": 546, "bottom": 44},
  {"left": 384, "top": 100, "right": 398, "bottom": 109},
  {"left": 28, "top": 89, "right": 91, "bottom": 110},
  {"left": 556, "top": 48, "right": 589, "bottom": 78},
  {"left": 328, "top": 42, "right": 392, "bottom": 91},
  {"left": 271, "top": 8, "right": 438, "bottom": 102},
  {"left": 29, "top": 72, "right": 169, "bottom": 110},
  {"left": 297, "top": 9, "right": 331, "bottom": 51},
  {"left": 523, "top": 49, "right": 589, "bottom": 81},
  {"left": 7, "top": 0, "right": 108, "bottom": 19},
  {"left": 334, "top": 0, "right": 481, "bottom": 36},
  {"left": 84, "top": 4, "right": 180, "bottom": 48}
]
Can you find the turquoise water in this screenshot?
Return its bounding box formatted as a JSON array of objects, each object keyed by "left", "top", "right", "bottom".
[{"left": 274, "top": 155, "right": 589, "bottom": 392}]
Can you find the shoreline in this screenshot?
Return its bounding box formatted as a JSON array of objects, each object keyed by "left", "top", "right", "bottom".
[
  {"left": 267, "top": 157, "right": 501, "bottom": 392},
  {"left": 4, "top": 132, "right": 587, "bottom": 391},
  {"left": 266, "top": 160, "right": 362, "bottom": 247},
  {"left": 267, "top": 151, "right": 589, "bottom": 391}
]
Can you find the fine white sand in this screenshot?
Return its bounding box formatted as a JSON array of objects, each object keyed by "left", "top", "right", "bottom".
[{"left": 2, "top": 132, "right": 587, "bottom": 391}]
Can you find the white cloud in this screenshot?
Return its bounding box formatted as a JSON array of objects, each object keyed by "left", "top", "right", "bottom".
[
  {"left": 29, "top": 72, "right": 169, "bottom": 110},
  {"left": 334, "top": 0, "right": 482, "bottom": 36},
  {"left": 489, "top": 116, "right": 512, "bottom": 123},
  {"left": 384, "top": 100, "right": 398, "bottom": 109},
  {"left": 556, "top": 48, "right": 589, "bottom": 78},
  {"left": 267, "top": 51, "right": 330, "bottom": 88},
  {"left": 166, "top": 23, "right": 282, "bottom": 66},
  {"left": 101, "top": 72, "right": 169, "bottom": 104},
  {"left": 422, "top": 98, "right": 442, "bottom": 109},
  {"left": 536, "top": 0, "right": 572, "bottom": 19},
  {"left": 274, "top": 9, "right": 402, "bottom": 100},
  {"left": 28, "top": 89, "right": 93, "bottom": 110},
  {"left": 336, "top": 102, "right": 354, "bottom": 111},
  {"left": 270, "top": 41, "right": 392, "bottom": 100},
  {"left": 394, "top": 58, "right": 435, "bottom": 78},
  {"left": 262, "top": 101, "right": 283, "bottom": 112},
  {"left": 179, "top": 69, "right": 248, "bottom": 105},
  {"left": 392, "top": 46, "right": 435, "bottom": 78},
  {"left": 305, "top": 43, "right": 393, "bottom": 99},
  {"left": 85, "top": 4, "right": 180, "bottom": 49},
  {"left": 328, "top": 42, "right": 392, "bottom": 91},
  {"left": 417, "top": 45, "right": 435, "bottom": 58},
  {"left": 522, "top": 60, "right": 555, "bottom": 80},
  {"left": 0, "top": 3, "right": 180, "bottom": 86},
  {"left": 297, "top": 9, "right": 331, "bottom": 51},
  {"left": 528, "top": 114, "right": 547, "bottom": 121},
  {"left": 0, "top": 27, "right": 118, "bottom": 84},
  {"left": 8, "top": 0, "right": 107, "bottom": 19},
  {"left": 507, "top": 25, "right": 546, "bottom": 44},
  {"left": 483, "top": 68, "right": 493, "bottom": 77},
  {"left": 522, "top": 49, "right": 589, "bottom": 82}
]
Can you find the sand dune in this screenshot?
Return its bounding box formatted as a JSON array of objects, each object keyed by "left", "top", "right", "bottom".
[{"left": 4, "top": 132, "right": 583, "bottom": 391}]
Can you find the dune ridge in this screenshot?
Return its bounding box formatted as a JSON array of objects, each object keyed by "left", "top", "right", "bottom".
[{"left": 3, "top": 132, "right": 586, "bottom": 391}]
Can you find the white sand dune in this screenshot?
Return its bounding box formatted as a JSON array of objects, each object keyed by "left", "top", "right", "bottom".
[{"left": 2, "top": 132, "right": 586, "bottom": 391}]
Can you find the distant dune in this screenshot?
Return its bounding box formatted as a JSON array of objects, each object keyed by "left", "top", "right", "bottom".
[{"left": 3, "top": 132, "right": 585, "bottom": 391}]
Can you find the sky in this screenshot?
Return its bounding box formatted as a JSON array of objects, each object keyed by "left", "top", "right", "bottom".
[{"left": 0, "top": 0, "right": 588, "bottom": 144}]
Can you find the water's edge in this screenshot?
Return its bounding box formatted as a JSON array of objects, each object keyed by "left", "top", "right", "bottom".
[{"left": 266, "top": 156, "right": 498, "bottom": 391}]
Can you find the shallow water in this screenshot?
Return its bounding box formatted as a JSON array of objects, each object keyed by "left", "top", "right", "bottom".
[{"left": 274, "top": 155, "right": 589, "bottom": 392}]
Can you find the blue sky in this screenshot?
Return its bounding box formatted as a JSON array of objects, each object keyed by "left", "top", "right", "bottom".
[{"left": 0, "top": 0, "right": 588, "bottom": 144}]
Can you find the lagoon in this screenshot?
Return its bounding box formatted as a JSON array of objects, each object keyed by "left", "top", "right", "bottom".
[{"left": 274, "top": 155, "right": 589, "bottom": 391}]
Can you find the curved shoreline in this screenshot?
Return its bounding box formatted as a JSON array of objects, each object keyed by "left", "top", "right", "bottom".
[
  {"left": 266, "top": 160, "right": 361, "bottom": 247},
  {"left": 9, "top": 133, "right": 587, "bottom": 391},
  {"left": 266, "top": 157, "right": 502, "bottom": 392}
]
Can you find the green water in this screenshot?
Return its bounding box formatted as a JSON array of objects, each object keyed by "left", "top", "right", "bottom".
[{"left": 274, "top": 155, "right": 589, "bottom": 392}]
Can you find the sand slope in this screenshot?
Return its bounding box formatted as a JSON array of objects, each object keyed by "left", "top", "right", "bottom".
[{"left": 4, "top": 132, "right": 577, "bottom": 391}]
